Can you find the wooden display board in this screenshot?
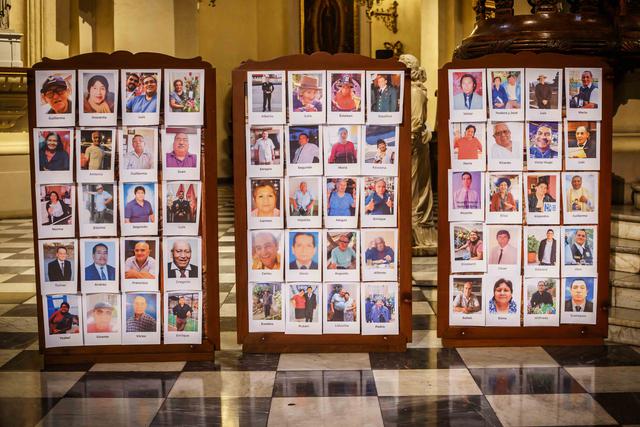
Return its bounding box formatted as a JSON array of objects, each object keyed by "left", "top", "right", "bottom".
[
  {"left": 232, "top": 52, "right": 412, "bottom": 352},
  {"left": 437, "top": 52, "right": 611, "bottom": 347},
  {"left": 29, "top": 51, "right": 220, "bottom": 363}
]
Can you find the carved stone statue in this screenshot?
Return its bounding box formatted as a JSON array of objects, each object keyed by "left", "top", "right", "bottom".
[
  {"left": 0, "top": 0, "right": 10, "bottom": 30},
  {"left": 398, "top": 54, "right": 437, "bottom": 255}
]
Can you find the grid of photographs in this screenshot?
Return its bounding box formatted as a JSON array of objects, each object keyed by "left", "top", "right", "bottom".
[
  {"left": 246, "top": 70, "right": 403, "bottom": 336},
  {"left": 35, "top": 68, "right": 205, "bottom": 348},
  {"left": 447, "top": 67, "right": 602, "bottom": 328}
]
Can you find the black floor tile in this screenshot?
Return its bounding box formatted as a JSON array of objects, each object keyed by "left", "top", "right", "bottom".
[
  {"left": 369, "top": 348, "right": 466, "bottom": 370},
  {"left": 219, "top": 265, "right": 236, "bottom": 274},
  {"left": 0, "top": 247, "right": 27, "bottom": 253},
  {"left": 224, "top": 292, "right": 237, "bottom": 304},
  {"left": 543, "top": 345, "right": 640, "bottom": 366},
  {"left": 0, "top": 332, "right": 38, "bottom": 349},
  {"left": 4, "top": 238, "right": 34, "bottom": 243},
  {"left": 0, "top": 267, "right": 31, "bottom": 275},
  {"left": 64, "top": 372, "right": 179, "bottom": 398},
  {"left": 1, "top": 304, "right": 37, "bottom": 317},
  {"left": 379, "top": 395, "right": 502, "bottom": 427},
  {"left": 151, "top": 397, "right": 270, "bottom": 427},
  {"left": 184, "top": 351, "right": 279, "bottom": 371},
  {"left": 0, "top": 398, "right": 60, "bottom": 427},
  {"left": 412, "top": 314, "right": 437, "bottom": 330},
  {"left": 272, "top": 370, "right": 377, "bottom": 397},
  {"left": 219, "top": 282, "right": 235, "bottom": 292},
  {"left": 219, "top": 317, "right": 237, "bottom": 332},
  {"left": 2, "top": 275, "right": 36, "bottom": 284},
  {"left": 0, "top": 294, "right": 35, "bottom": 304},
  {"left": 0, "top": 350, "right": 93, "bottom": 372},
  {"left": 4, "top": 253, "right": 34, "bottom": 260},
  {"left": 592, "top": 392, "right": 640, "bottom": 425},
  {"left": 412, "top": 290, "right": 428, "bottom": 302},
  {"left": 469, "top": 367, "right": 586, "bottom": 395}
]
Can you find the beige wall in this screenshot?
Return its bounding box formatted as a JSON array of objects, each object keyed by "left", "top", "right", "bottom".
[{"left": 113, "top": 0, "right": 175, "bottom": 54}]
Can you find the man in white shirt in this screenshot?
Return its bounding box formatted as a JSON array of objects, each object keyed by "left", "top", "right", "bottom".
[
  {"left": 291, "top": 132, "right": 319, "bottom": 164},
  {"left": 566, "top": 175, "right": 594, "bottom": 212},
  {"left": 291, "top": 181, "right": 315, "bottom": 216},
  {"left": 488, "top": 229, "right": 517, "bottom": 265},
  {"left": 254, "top": 130, "right": 276, "bottom": 165},
  {"left": 124, "top": 134, "right": 153, "bottom": 170},
  {"left": 452, "top": 281, "right": 481, "bottom": 313},
  {"left": 88, "top": 185, "right": 113, "bottom": 223},
  {"left": 490, "top": 122, "right": 516, "bottom": 159},
  {"left": 124, "top": 241, "right": 156, "bottom": 279}
]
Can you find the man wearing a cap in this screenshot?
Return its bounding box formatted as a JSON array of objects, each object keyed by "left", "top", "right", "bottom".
[
  {"left": 126, "top": 74, "right": 158, "bottom": 113},
  {"left": 86, "top": 184, "right": 113, "bottom": 223},
  {"left": 40, "top": 75, "right": 72, "bottom": 114},
  {"left": 168, "top": 240, "right": 199, "bottom": 278},
  {"left": 372, "top": 74, "right": 398, "bottom": 112},
  {"left": 534, "top": 74, "right": 553, "bottom": 109},
  {"left": 86, "top": 300, "right": 115, "bottom": 333},
  {"left": 292, "top": 75, "right": 322, "bottom": 112},
  {"left": 85, "top": 243, "right": 116, "bottom": 281},
  {"left": 172, "top": 296, "right": 193, "bottom": 331}
]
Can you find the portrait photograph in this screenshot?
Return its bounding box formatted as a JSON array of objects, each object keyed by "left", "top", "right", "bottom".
[
  {"left": 162, "top": 127, "right": 202, "bottom": 181},
  {"left": 367, "top": 70, "right": 404, "bottom": 125},
  {"left": 248, "top": 282, "right": 284, "bottom": 333},
  {"left": 486, "top": 224, "right": 522, "bottom": 275},
  {"left": 33, "top": 128, "right": 73, "bottom": 184},
  {"left": 288, "top": 70, "right": 326, "bottom": 125},
  {"left": 118, "top": 127, "right": 158, "bottom": 182},
  {"left": 121, "top": 69, "right": 161, "bottom": 126},
  {"left": 362, "top": 282, "right": 399, "bottom": 335},
  {"left": 83, "top": 293, "right": 121, "bottom": 345},
  {"left": 163, "top": 236, "right": 202, "bottom": 291},
  {"left": 78, "top": 183, "right": 117, "bottom": 237},
  {"left": 449, "top": 121, "right": 486, "bottom": 171},
  {"left": 323, "top": 282, "right": 360, "bottom": 334},
  {"left": 35, "top": 70, "right": 76, "bottom": 127},
  {"left": 327, "top": 70, "right": 365, "bottom": 124},
  {"left": 285, "top": 282, "right": 322, "bottom": 335},
  {"left": 324, "top": 124, "right": 361, "bottom": 176},
  {"left": 38, "top": 239, "right": 77, "bottom": 294},
  {"left": 361, "top": 176, "right": 397, "bottom": 228},
  {"left": 523, "top": 277, "right": 559, "bottom": 327},
  {"left": 324, "top": 177, "right": 359, "bottom": 229},
  {"left": 523, "top": 226, "right": 561, "bottom": 277},
  {"left": 247, "top": 178, "right": 284, "bottom": 229},
  {"left": 163, "top": 181, "right": 201, "bottom": 236},
  {"left": 362, "top": 124, "right": 398, "bottom": 176},
  {"left": 450, "top": 222, "right": 486, "bottom": 273},
  {"left": 120, "top": 237, "right": 159, "bottom": 292},
  {"left": 448, "top": 170, "right": 485, "bottom": 222},
  {"left": 562, "top": 172, "right": 599, "bottom": 224},
  {"left": 285, "top": 176, "right": 322, "bottom": 229},
  {"left": 561, "top": 226, "right": 598, "bottom": 277},
  {"left": 285, "top": 230, "right": 322, "bottom": 282},
  {"left": 526, "top": 121, "right": 562, "bottom": 171},
  {"left": 486, "top": 68, "right": 525, "bottom": 121},
  {"left": 361, "top": 228, "right": 398, "bottom": 282},
  {"left": 484, "top": 275, "right": 522, "bottom": 327},
  {"left": 164, "top": 291, "right": 202, "bottom": 344},
  {"left": 36, "top": 184, "right": 75, "bottom": 239},
  {"left": 247, "top": 70, "right": 286, "bottom": 125},
  {"left": 525, "top": 68, "right": 563, "bottom": 121},
  {"left": 248, "top": 230, "right": 284, "bottom": 282},
  {"left": 119, "top": 182, "right": 157, "bottom": 236},
  {"left": 246, "top": 125, "right": 284, "bottom": 178},
  {"left": 324, "top": 229, "right": 360, "bottom": 282},
  {"left": 76, "top": 128, "right": 115, "bottom": 183},
  {"left": 565, "top": 67, "right": 602, "bottom": 121},
  {"left": 78, "top": 70, "right": 118, "bottom": 126},
  {"left": 43, "top": 293, "right": 83, "bottom": 348},
  {"left": 448, "top": 69, "right": 486, "bottom": 123},
  {"left": 486, "top": 172, "right": 522, "bottom": 224},
  {"left": 449, "top": 275, "right": 484, "bottom": 326},
  {"left": 121, "top": 291, "right": 161, "bottom": 344},
  {"left": 561, "top": 277, "right": 597, "bottom": 325},
  {"left": 285, "top": 124, "right": 323, "bottom": 176},
  {"left": 564, "top": 120, "right": 600, "bottom": 170},
  {"left": 524, "top": 173, "right": 560, "bottom": 224},
  {"left": 80, "top": 238, "right": 119, "bottom": 294},
  {"left": 486, "top": 121, "right": 524, "bottom": 171},
  {"left": 164, "top": 68, "right": 205, "bottom": 126}
]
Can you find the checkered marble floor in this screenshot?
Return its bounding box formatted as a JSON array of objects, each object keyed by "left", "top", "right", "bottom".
[{"left": 0, "top": 186, "right": 638, "bottom": 426}]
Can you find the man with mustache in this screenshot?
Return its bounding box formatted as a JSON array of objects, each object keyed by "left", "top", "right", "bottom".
[
  {"left": 166, "top": 132, "right": 197, "bottom": 168},
  {"left": 167, "top": 240, "right": 199, "bottom": 278}
]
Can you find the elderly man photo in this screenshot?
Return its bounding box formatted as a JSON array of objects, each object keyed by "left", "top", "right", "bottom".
[
  {"left": 452, "top": 281, "right": 481, "bottom": 314},
  {"left": 364, "top": 237, "right": 395, "bottom": 266},
  {"left": 289, "top": 232, "right": 318, "bottom": 270},
  {"left": 529, "top": 124, "right": 558, "bottom": 159},
  {"left": 452, "top": 172, "right": 480, "bottom": 210},
  {"left": 124, "top": 134, "right": 153, "bottom": 170},
  {"left": 570, "top": 125, "right": 597, "bottom": 159},
  {"left": 291, "top": 132, "right": 320, "bottom": 164},
  {"left": 126, "top": 74, "right": 158, "bottom": 113},
  {"left": 534, "top": 74, "right": 553, "bottom": 109},
  {"left": 168, "top": 240, "right": 199, "bottom": 278},
  {"left": 329, "top": 287, "right": 347, "bottom": 321},
  {"left": 251, "top": 232, "right": 281, "bottom": 270},
  {"left": 252, "top": 130, "right": 276, "bottom": 165},
  {"left": 566, "top": 175, "right": 594, "bottom": 212},
  {"left": 124, "top": 241, "right": 156, "bottom": 279},
  {"left": 41, "top": 75, "right": 72, "bottom": 114},
  {"left": 490, "top": 122, "right": 516, "bottom": 159},
  {"left": 47, "top": 246, "right": 72, "bottom": 282},
  {"left": 126, "top": 295, "right": 157, "bottom": 332},
  {"left": 85, "top": 243, "right": 116, "bottom": 281},
  {"left": 166, "top": 132, "right": 197, "bottom": 168},
  {"left": 452, "top": 73, "right": 482, "bottom": 110},
  {"left": 290, "top": 181, "right": 316, "bottom": 216},
  {"left": 328, "top": 233, "right": 357, "bottom": 269},
  {"left": 488, "top": 229, "right": 518, "bottom": 265},
  {"left": 86, "top": 301, "right": 115, "bottom": 333},
  {"left": 564, "top": 278, "right": 594, "bottom": 312},
  {"left": 172, "top": 296, "right": 193, "bottom": 331}
]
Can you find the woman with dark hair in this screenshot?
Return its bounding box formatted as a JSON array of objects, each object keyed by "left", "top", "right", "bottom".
[
  {"left": 490, "top": 177, "right": 516, "bottom": 212},
  {"left": 328, "top": 128, "right": 357, "bottom": 164},
  {"left": 491, "top": 76, "right": 509, "bottom": 109},
  {"left": 48, "top": 301, "right": 79, "bottom": 334},
  {"left": 39, "top": 132, "right": 70, "bottom": 171},
  {"left": 45, "top": 190, "right": 71, "bottom": 225},
  {"left": 84, "top": 74, "right": 114, "bottom": 113},
  {"left": 488, "top": 279, "right": 518, "bottom": 314}
]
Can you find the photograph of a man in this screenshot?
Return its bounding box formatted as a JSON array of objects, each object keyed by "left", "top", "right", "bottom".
[
  {"left": 48, "top": 299, "right": 79, "bottom": 334},
  {"left": 172, "top": 295, "right": 193, "bottom": 331},
  {"left": 303, "top": 286, "right": 318, "bottom": 322},
  {"left": 47, "top": 246, "right": 73, "bottom": 282},
  {"left": 123, "top": 133, "right": 153, "bottom": 170},
  {"left": 537, "top": 229, "right": 557, "bottom": 266},
  {"left": 85, "top": 242, "right": 116, "bottom": 281},
  {"left": 40, "top": 74, "right": 72, "bottom": 114},
  {"left": 528, "top": 123, "right": 558, "bottom": 159},
  {"left": 490, "top": 122, "right": 516, "bottom": 159},
  {"left": 371, "top": 74, "right": 399, "bottom": 112},
  {"left": 452, "top": 73, "right": 482, "bottom": 110},
  {"left": 124, "top": 241, "right": 156, "bottom": 279},
  {"left": 568, "top": 124, "right": 597, "bottom": 159},
  {"left": 165, "top": 132, "right": 197, "bottom": 168},
  {"left": 81, "top": 131, "right": 107, "bottom": 170},
  {"left": 566, "top": 175, "right": 594, "bottom": 212},
  {"left": 261, "top": 75, "right": 274, "bottom": 112},
  {"left": 452, "top": 280, "right": 481, "bottom": 314},
  {"left": 126, "top": 294, "right": 157, "bottom": 332},
  {"left": 290, "top": 181, "right": 316, "bottom": 216},
  {"left": 565, "top": 228, "right": 594, "bottom": 265},
  {"left": 252, "top": 130, "right": 276, "bottom": 165},
  {"left": 569, "top": 70, "right": 600, "bottom": 109},
  {"left": 85, "top": 184, "right": 113, "bottom": 224},
  {"left": 251, "top": 231, "right": 281, "bottom": 270},
  {"left": 564, "top": 278, "right": 594, "bottom": 312},
  {"left": 452, "top": 172, "right": 481, "bottom": 210},
  {"left": 327, "top": 232, "right": 357, "bottom": 270},
  {"left": 167, "top": 239, "right": 199, "bottom": 278},
  {"left": 86, "top": 299, "right": 117, "bottom": 333},
  {"left": 124, "top": 185, "right": 154, "bottom": 224},
  {"left": 288, "top": 232, "right": 318, "bottom": 270},
  {"left": 126, "top": 74, "right": 158, "bottom": 113},
  {"left": 530, "top": 280, "right": 554, "bottom": 310},
  {"left": 534, "top": 74, "right": 553, "bottom": 109},
  {"left": 291, "top": 131, "right": 320, "bottom": 164},
  {"left": 488, "top": 229, "right": 518, "bottom": 265}
]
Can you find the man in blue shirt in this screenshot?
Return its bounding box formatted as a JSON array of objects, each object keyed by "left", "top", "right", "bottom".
[
  {"left": 291, "top": 181, "right": 315, "bottom": 216},
  {"left": 124, "top": 186, "right": 154, "bottom": 223},
  {"left": 529, "top": 124, "right": 558, "bottom": 158},
  {"left": 369, "top": 299, "right": 390, "bottom": 323},
  {"left": 85, "top": 243, "right": 116, "bottom": 281},
  {"left": 364, "top": 179, "right": 393, "bottom": 215},
  {"left": 328, "top": 233, "right": 357, "bottom": 269},
  {"left": 365, "top": 237, "right": 395, "bottom": 266},
  {"left": 88, "top": 185, "right": 112, "bottom": 223},
  {"left": 126, "top": 74, "right": 158, "bottom": 113}
]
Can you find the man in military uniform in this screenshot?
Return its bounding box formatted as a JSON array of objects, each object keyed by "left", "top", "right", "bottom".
[
  {"left": 170, "top": 190, "right": 192, "bottom": 223},
  {"left": 371, "top": 74, "right": 398, "bottom": 112},
  {"left": 261, "top": 76, "right": 274, "bottom": 112}
]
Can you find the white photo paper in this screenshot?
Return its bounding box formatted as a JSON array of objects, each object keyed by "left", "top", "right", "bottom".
[
  {"left": 121, "top": 291, "right": 161, "bottom": 344},
  {"left": 83, "top": 293, "right": 121, "bottom": 346},
  {"left": 486, "top": 224, "right": 522, "bottom": 275},
  {"left": 121, "top": 69, "right": 160, "bottom": 126},
  {"left": 43, "top": 294, "right": 83, "bottom": 348},
  {"left": 164, "top": 291, "right": 203, "bottom": 344},
  {"left": 163, "top": 236, "right": 202, "bottom": 291},
  {"left": 327, "top": 70, "right": 365, "bottom": 124},
  {"left": 324, "top": 124, "right": 361, "bottom": 176},
  {"left": 324, "top": 177, "right": 359, "bottom": 229},
  {"left": 526, "top": 121, "right": 562, "bottom": 171},
  {"left": 565, "top": 67, "right": 602, "bottom": 121},
  {"left": 288, "top": 70, "right": 326, "bottom": 125},
  {"left": 78, "top": 182, "right": 117, "bottom": 237},
  {"left": 38, "top": 239, "right": 78, "bottom": 295},
  {"left": 449, "top": 121, "right": 486, "bottom": 171},
  {"left": 247, "top": 178, "right": 284, "bottom": 229},
  {"left": 561, "top": 226, "right": 597, "bottom": 277},
  {"left": 523, "top": 226, "right": 561, "bottom": 277},
  {"left": 163, "top": 181, "right": 201, "bottom": 236},
  {"left": 35, "top": 70, "right": 76, "bottom": 127},
  {"left": 449, "top": 275, "right": 484, "bottom": 326},
  {"left": 523, "top": 277, "right": 560, "bottom": 327},
  {"left": 448, "top": 69, "right": 487, "bottom": 123},
  {"left": 367, "top": 71, "right": 404, "bottom": 125},
  {"left": 323, "top": 282, "right": 360, "bottom": 334},
  {"left": 486, "top": 121, "right": 524, "bottom": 171},
  {"left": 76, "top": 128, "right": 116, "bottom": 183},
  {"left": 119, "top": 127, "right": 158, "bottom": 182},
  {"left": 285, "top": 124, "right": 324, "bottom": 176},
  {"left": 164, "top": 69, "right": 205, "bottom": 126},
  {"left": 33, "top": 128, "right": 74, "bottom": 184},
  {"left": 562, "top": 172, "right": 599, "bottom": 224},
  {"left": 246, "top": 125, "right": 284, "bottom": 178},
  {"left": 285, "top": 230, "right": 322, "bottom": 282},
  {"left": 119, "top": 182, "right": 158, "bottom": 236},
  {"left": 248, "top": 229, "right": 284, "bottom": 282},
  {"left": 525, "top": 68, "right": 563, "bottom": 121},
  {"left": 324, "top": 229, "right": 360, "bottom": 282},
  {"left": 285, "top": 176, "right": 322, "bottom": 229},
  {"left": 523, "top": 173, "right": 560, "bottom": 225},
  {"left": 361, "top": 125, "right": 398, "bottom": 176},
  {"left": 285, "top": 282, "right": 322, "bottom": 334},
  {"left": 361, "top": 228, "right": 398, "bottom": 282},
  {"left": 560, "top": 277, "right": 597, "bottom": 325},
  {"left": 247, "top": 71, "right": 286, "bottom": 125},
  {"left": 450, "top": 223, "right": 487, "bottom": 273},
  {"left": 162, "top": 127, "right": 202, "bottom": 181},
  {"left": 448, "top": 170, "right": 485, "bottom": 222},
  {"left": 484, "top": 274, "right": 522, "bottom": 327},
  {"left": 120, "top": 237, "right": 159, "bottom": 292},
  {"left": 361, "top": 282, "right": 399, "bottom": 335},
  {"left": 36, "top": 184, "right": 75, "bottom": 239},
  {"left": 487, "top": 68, "right": 525, "bottom": 121},
  {"left": 361, "top": 176, "right": 397, "bottom": 228},
  {"left": 248, "top": 282, "right": 285, "bottom": 333},
  {"left": 564, "top": 120, "right": 600, "bottom": 171},
  {"left": 80, "top": 238, "right": 119, "bottom": 294},
  {"left": 78, "top": 70, "right": 119, "bottom": 126},
  {"left": 485, "top": 172, "right": 523, "bottom": 224}
]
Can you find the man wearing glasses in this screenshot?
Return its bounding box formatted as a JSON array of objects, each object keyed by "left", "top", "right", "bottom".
[
  {"left": 327, "top": 233, "right": 357, "bottom": 269},
  {"left": 41, "top": 75, "right": 72, "bottom": 114},
  {"left": 126, "top": 74, "right": 158, "bottom": 113},
  {"left": 490, "top": 122, "right": 515, "bottom": 159}
]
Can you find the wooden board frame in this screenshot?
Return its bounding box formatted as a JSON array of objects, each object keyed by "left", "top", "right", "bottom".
[
  {"left": 437, "top": 52, "right": 612, "bottom": 347},
  {"left": 29, "top": 51, "right": 220, "bottom": 364},
  {"left": 232, "top": 52, "right": 412, "bottom": 352}
]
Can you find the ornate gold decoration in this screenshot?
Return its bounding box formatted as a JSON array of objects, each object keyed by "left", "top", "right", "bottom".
[
  {"left": 383, "top": 40, "right": 403, "bottom": 57},
  {"left": 356, "top": 0, "right": 398, "bottom": 33}
]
